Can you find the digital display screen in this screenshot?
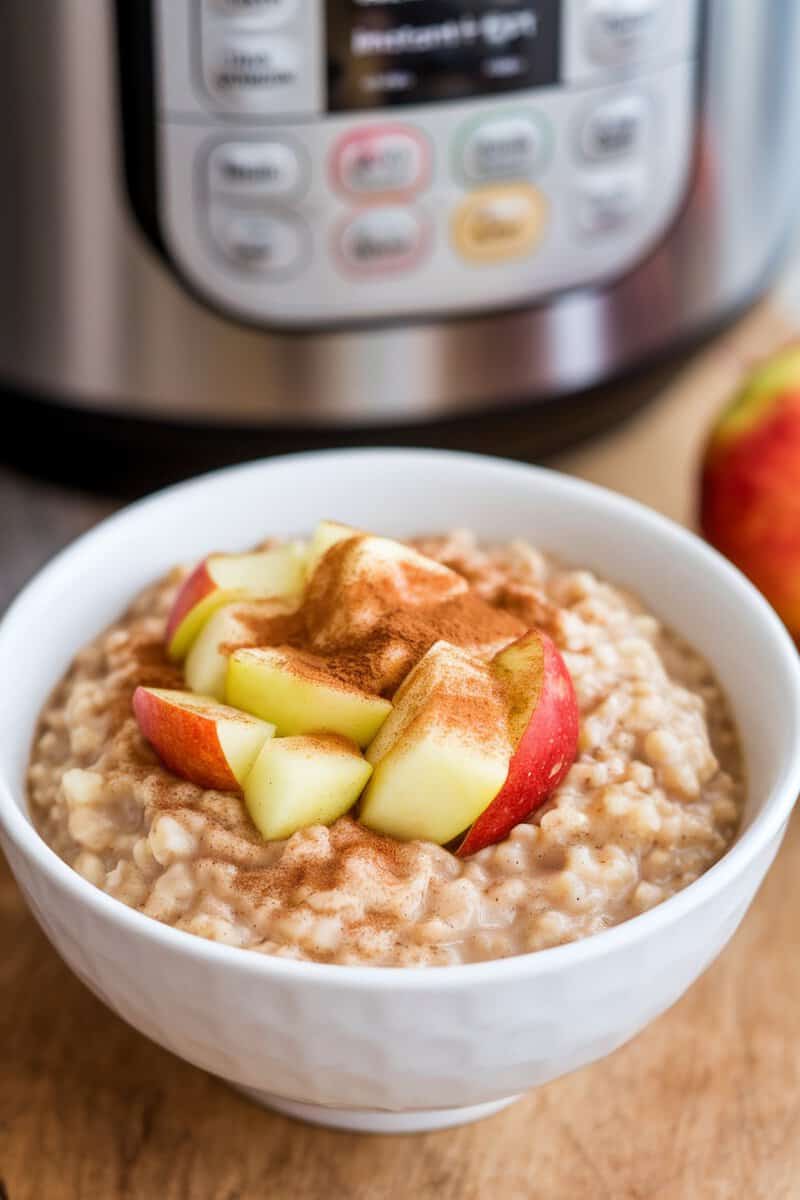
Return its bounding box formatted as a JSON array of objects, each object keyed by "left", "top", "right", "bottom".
[{"left": 326, "top": 1, "right": 561, "bottom": 112}]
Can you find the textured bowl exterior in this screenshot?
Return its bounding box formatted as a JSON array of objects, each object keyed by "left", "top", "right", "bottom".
[
  {"left": 1, "top": 825, "right": 783, "bottom": 1112},
  {"left": 2, "top": 450, "right": 800, "bottom": 1120}
]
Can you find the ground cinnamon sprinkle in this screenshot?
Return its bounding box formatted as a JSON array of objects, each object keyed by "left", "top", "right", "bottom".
[
  {"left": 307, "top": 590, "right": 524, "bottom": 697},
  {"left": 109, "top": 530, "right": 528, "bottom": 796},
  {"left": 129, "top": 638, "right": 183, "bottom": 686},
  {"left": 217, "top": 535, "right": 526, "bottom": 697},
  {"left": 234, "top": 816, "right": 420, "bottom": 907},
  {"left": 63, "top": 531, "right": 528, "bottom": 923},
  {"left": 109, "top": 533, "right": 528, "bottom": 905},
  {"left": 28, "top": 527, "right": 745, "bottom": 967},
  {"left": 105, "top": 635, "right": 182, "bottom": 730},
  {"left": 218, "top": 606, "right": 306, "bottom": 657}
]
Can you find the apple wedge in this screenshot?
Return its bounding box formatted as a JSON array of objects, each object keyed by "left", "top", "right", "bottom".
[
  {"left": 359, "top": 642, "right": 512, "bottom": 845},
  {"left": 245, "top": 733, "right": 372, "bottom": 841},
  {"left": 226, "top": 645, "right": 392, "bottom": 746},
  {"left": 457, "top": 630, "right": 579, "bottom": 856},
  {"left": 305, "top": 519, "right": 363, "bottom": 581},
  {"left": 132, "top": 687, "right": 275, "bottom": 791},
  {"left": 184, "top": 598, "right": 296, "bottom": 700},
  {"left": 166, "top": 542, "right": 307, "bottom": 661}
]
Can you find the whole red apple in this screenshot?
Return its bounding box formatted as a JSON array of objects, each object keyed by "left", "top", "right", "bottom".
[{"left": 700, "top": 345, "right": 800, "bottom": 638}]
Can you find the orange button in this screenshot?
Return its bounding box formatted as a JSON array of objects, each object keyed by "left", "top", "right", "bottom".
[{"left": 452, "top": 185, "right": 546, "bottom": 263}]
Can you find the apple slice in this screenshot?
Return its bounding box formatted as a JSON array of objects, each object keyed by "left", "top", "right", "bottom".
[
  {"left": 226, "top": 645, "right": 392, "bottom": 747},
  {"left": 184, "top": 598, "right": 296, "bottom": 701},
  {"left": 457, "top": 630, "right": 579, "bottom": 857},
  {"left": 305, "top": 519, "right": 363, "bottom": 581},
  {"left": 166, "top": 542, "right": 307, "bottom": 661},
  {"left": 305, "top": 533, "right": 468, "bottom": 649},
  {"left": 359, "top": 642, "right": 512, "bottom": 845},
  {"left": 184, "top": 603, "right": 256, "bottom": 701},
  {"left": 132, "top": 687, "right": 275, "bottom": 791},
  {"left": 245, "top": 733, "right": 372, "bottom": 841}
]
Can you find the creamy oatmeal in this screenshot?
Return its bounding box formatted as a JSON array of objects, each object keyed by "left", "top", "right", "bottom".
[{"left": 28, "top": 531, "right": 743, "bottom": 966}]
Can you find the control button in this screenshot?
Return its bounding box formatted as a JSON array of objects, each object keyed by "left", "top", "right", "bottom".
[
  {"left": 452, "top": 186, "right": 546, "bottom": 263},
  {"left": 206, "top": 0, "right": 298, "bottom": 25},
  {"left": 211, "top": 208, "right": 308, "bottom": 274},
  {"left": 584, "top": 0, "right": 663, "bottom": 65},
  {"left": 333, "top": 127, "right": 429, "bottom": 197},
  {"left": 338, "top": 207, "right": 426, "bottom": 274},
  {"left": 575, "top": 169, "right": 646, "bottom": 236},
  {"left": 203, "top": 34, "right": 301, "bottom": 111},
  {"left": 579, "top": 93, "right": 649, "bottom": 161},
  {"left": 208, "top": 141, "right": 304, "bottom": 198},
  {"left": 460, "top": 114, "right": 549, "bottom": 184}
]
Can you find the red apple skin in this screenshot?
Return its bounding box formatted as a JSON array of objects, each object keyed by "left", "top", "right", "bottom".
[
  {"left": 165, "top": 561, "right": 216, "bottom": 650},
  {"left": 701, "top": 388, "right": 800, "bottom": 637},
  {"left": 457, "top": 631, "right": 579, "bottom": 857},
  {"left": 133, "top": 685, "right": 240, "bottom": 791}
]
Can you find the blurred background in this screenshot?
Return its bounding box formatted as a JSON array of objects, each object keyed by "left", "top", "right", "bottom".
[
  {"left": 3, "top": 0, "right": 800, "bottom": 587},
  {"left": 3, "top": 0, "right": 800, "bottom": 494}
]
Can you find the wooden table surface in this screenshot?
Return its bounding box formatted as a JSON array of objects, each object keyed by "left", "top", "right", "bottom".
[{"left": 3, "top": 302, "right": 800, "bottom": 1200}]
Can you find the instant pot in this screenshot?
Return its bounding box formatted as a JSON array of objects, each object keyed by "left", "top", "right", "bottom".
[{"left": 2, "top": 0, "right": 800, "bottom": 431}]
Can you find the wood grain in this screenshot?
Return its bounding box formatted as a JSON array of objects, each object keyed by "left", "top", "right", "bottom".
[{"left": 2, "top": 300, "right": 799, "bottom": 1199}]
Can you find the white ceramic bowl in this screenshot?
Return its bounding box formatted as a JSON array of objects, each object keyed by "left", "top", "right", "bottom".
[{"left": 2, "top": 450, "right": 800, "bottom": 1134}]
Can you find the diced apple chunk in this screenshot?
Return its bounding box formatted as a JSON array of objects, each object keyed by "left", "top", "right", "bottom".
[
  {"left": 132, "top": 687, "right": 275, "bottom": 791},
  {"left": 226, "top": 645, "right": 392, "bottom": 747},
  {"left": 305, "top": 534, "right": 468, "bottom": 649},
  {"left": 365, "top": 640, "right": 470, "bottom": 765},
  {"left": 166, "top": 542, "right": 307, "bottom": 661},
  {"left": 305, "top": 519, "right": 363, "bottom": 581},
  {"left": 184, "top": 598, "right": 294, "bottom": 700},
  {"left": 245, "top": 733, "right": 372, "bottom": 841},
  {"left": 457, "top": 630, "right": 579, "bottom": 856},
  {"left": 361, "top": 729, "right": 509, "bottom": 846},
  {"left": 360, "top": 641, "right": 511, "bottom": 845}
]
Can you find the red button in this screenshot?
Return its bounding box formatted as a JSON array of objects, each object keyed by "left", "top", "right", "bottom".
[{"left": 332, "top": 125, "right": 430, "bottom": 198}]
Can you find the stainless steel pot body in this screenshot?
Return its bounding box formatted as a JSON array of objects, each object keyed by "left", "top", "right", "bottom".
[{"left": 1, "top": 0, "right": 798, "bottom": 426}]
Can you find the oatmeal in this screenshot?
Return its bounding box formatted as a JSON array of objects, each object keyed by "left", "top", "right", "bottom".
[{"left": 27, "top": 530, "right": 743, "bottom": 966}]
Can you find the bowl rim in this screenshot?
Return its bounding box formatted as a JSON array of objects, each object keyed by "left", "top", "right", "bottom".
[{"left": 2, "top": 446, "right": 800, "bottom": 990}]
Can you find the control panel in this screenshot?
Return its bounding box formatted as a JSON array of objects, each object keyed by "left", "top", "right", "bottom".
[{"left": 153, "top": 0, "right": 701, "bottom": 327}]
